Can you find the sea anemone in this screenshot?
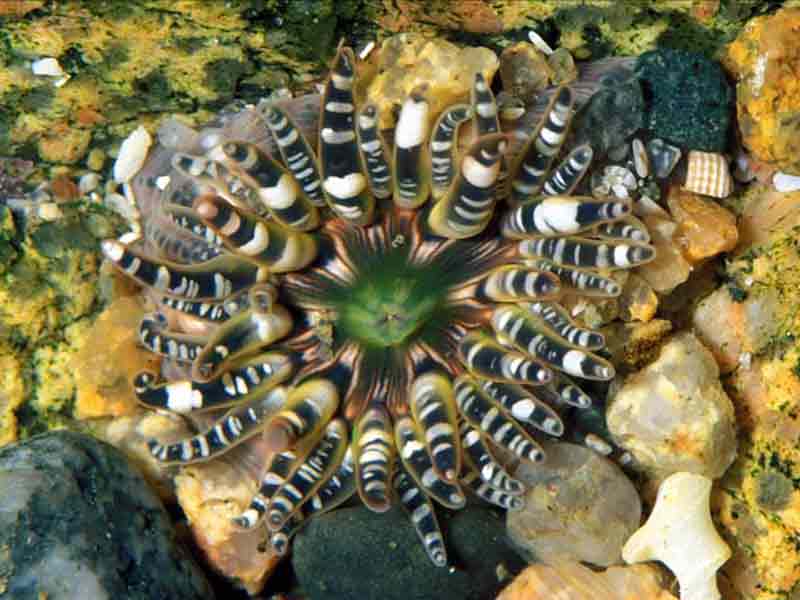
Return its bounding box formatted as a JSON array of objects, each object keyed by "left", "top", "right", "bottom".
[{"left": 101, "top": 44, "right": 655, "bottom": 567}]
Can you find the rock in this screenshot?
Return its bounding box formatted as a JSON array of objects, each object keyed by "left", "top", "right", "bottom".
[
  {"left": 603, "top": 319, "right": 673, "bottom": 371},
  {"left": 667, "top": 186, "right": 738, "bottom": 263},
  {"left": 0, "top": 431, "right": 213, "bottom": 599},
  {"left": 497, "top": 562, "right": 677, "bottom": 600},
  {"left": 547, "top": 47, "right": 578, "bottom": 86},
  {"left": 174, "top": 438, "right": 280, "bottom": 595},
  {"left": 366, "top": 33, "right": 499, "bottom": 130},
  {"left": 114, "top": 125, "right": 153, "bottom": 184},
  {"left": 72, "top": 296, "right": 160, "bottom": 419},
  {"left": 636, "top": 48, "right": 733, "bottom": 152},
  {"left": 293, "top": 504, "right": 523, "bottom": 600},
  {"left": 636, "top": 215, "right": 692, "bottom": 294},
  {"left": 499, "top": 42, "right": 553, "bottom": 104},
  {"left": 724, "top": 7, "right": 800, "bottom": 174},
  {"left": 507, "top": 442, "right": 641, "bottom": 567},
  {"left": 37, "top": 122, "right": 92, "bottom": 164},
  {"left": 572, "top": 78, "right": 644, "bottom": 159},
  {"left": 623, "top": 472, "right": 731, "bottom": 600},
  {"left": 606, "top": 332, "right": 737, "bottom": 480},
  {"left": 618, "top": 273, "right": 658, "bottom": 322},
  {"left": 773, "top": 171, "right": 800, "bottom": 192}
]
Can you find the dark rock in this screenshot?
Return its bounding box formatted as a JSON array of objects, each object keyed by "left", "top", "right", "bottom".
[
  {"left": 572, "top": 79, "right": 644, "bottom": 159},
  {"left": 293, "top": 504, "right": 523, "bottom": 600},
  {"left": 635, "top": 48, "right": 733, "bottom": 152},
  {"left": 0, "top": 431, "right": 214, "bottom": 600}
]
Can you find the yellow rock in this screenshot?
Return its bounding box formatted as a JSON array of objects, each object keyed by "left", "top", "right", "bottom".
[
  {"left": 366, "top": 33, "right": 499, "bottom": 130},
  {"left": 0, "top": 349, "right": 25, "bottom": 447},
  {"left": 618, "top": 273, "right": 658, "bottom": 322},
  {"left": 72, "top": 296, "right": 158, "bottom": 419},
  {"left": 667, "top": 186, "right": 738, "bottom": 263},
  {"left": 499, "top": 42, "right": 553, "bottom": 104},
  {"left": 497, "top": 561, "right": 677, "bottom": 600},
  {"left": 724, "top": 7, "right": 800, "bottom": 173},
  {"left": 636, "top": 215, "right": 692, "bottom": 294}
]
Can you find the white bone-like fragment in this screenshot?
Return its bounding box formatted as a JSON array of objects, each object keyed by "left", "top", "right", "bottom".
[
  {"left": 622, "top": 472, "right": 731, "bottom": 600},
  {"left": 113, "top": 125, "right": 152, "bottom": 183}
]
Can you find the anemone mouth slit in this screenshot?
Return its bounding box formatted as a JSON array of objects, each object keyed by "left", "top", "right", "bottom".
[{"left": 102, "top": 44, "right": 656, "bottom": 568}]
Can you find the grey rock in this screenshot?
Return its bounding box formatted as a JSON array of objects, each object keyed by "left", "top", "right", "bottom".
[
  {"left": 572, "top": 79, "right": 644, "bottom": 159},
  {"left": 606, "top": 331, "right": 737, "bottom": 480},
  {"left": 507, "top": 442, "right": 641, "bottom": 567},
  {"left": 0, "top": 431, "right": 214, "bottom": 600},
  {"left": 293, "top": 504, "right": 523, "bottom": 600}
]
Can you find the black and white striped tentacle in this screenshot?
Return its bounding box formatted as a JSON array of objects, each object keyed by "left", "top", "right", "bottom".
[
  {"left": 147, "top": 387, "right": 283, "bottom": 465},
  {"left": 260, "top": 103, "right": 327, "bottom": 207},
  {"left": 518, "top": 237, "right": 655, "bottom": 270},
  {"left": 592, "top": 215, "right": 651, "bottom": 243},
  {"left": 270, "top": 448, "right": 356, "bottom": 555},
  {"left": 460, "top": 469, "right": 524, "bottom": 510},
  {"left": 394, "top": 416, "right": 466, "bottom": 510},
  {"left": 100, "top": 239, "right": 268, "bottom": 300},
  {"left": 393, "top": 466, "right": 448, "bottom": 568},
  {"left": 193, "top": 195, "right": 318, "bottom": 272},
  {"left": 500, "top": 195, "right": 632, "bottom": 239},
  {"left": 266, "top": 418, "right": 349, "bottom": 531},
  {"left": 261, "top": 378, "right": 340, "bottom": 453},
  {"left": 192, "top": 305, "right": 293, "bottom": 381},
  {"left": 458, "top": 420, "right": 525, "bottom": 494},
  {"left": 143, "top": 218, "right": 220, "bottom": 264},
  {"left": 478, "top": 265, "right": 561, "bottom": 303},
  {"left": 353, "top": 405, "right": 395, "bottom": 512},
  {"left": 319, "top": 45, "right": 374, "bottom": 225},
  {"left": 356, "top": 103, "right": 392, "bottom": 200},
  {"left": 427, "top": 133, "right": 508, "bottom": 239},
  {"left": 551, "top": 371, "right": 594, "bottom": 408},
  {"left": 138, "top": 313, "right": 205, "bottom": 363},
  {"left": 458, "top": 330, "right": 552, "bottom": 386},
  {"left": 171, "top": 152, "right": 258, "bottom": 214},
  {"left": 409, "top": 372, "right": 461, "bottom": 482},
  {"left": 393, "top": 87, "right": 431, "bottom": 209},
  {"left": 526, "top": 258, "right": 623, "bottom": 298},
  {"left": 133, "top": 352, "right": 294, "bottom": 413},
  {"left": 524, "top": 300, "right": 605, "bottom": 350},
  {"left": 542, "top": 143, "right": 593, "bottom": 196},
  {"left": 429, "top": 103, "right": 472, "bottom": 199},
  {"left": 158, "top": 290, "right": 251, "bottom": 325},
  {"left": 509, "top": 86, "right": 574, "bottom": 204},
  {"left": 207, "top": 141, "right": 320, "bottom": 231},
  {"left": 163, "top": 203, "right": 224, "bottom": 249},
  {"left": 478, "top": 378, "right": 564, "bottom": 437},
  {"left": 454, "top": 375, "right": 544, "bottom": 462},
  {"left": 491, "top": 305, "right": 615, "bottom": 380}
]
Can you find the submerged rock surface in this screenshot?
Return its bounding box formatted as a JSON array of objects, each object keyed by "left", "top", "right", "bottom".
[{"left": 0, "top": 431, "right": 214, "bottom": 600}]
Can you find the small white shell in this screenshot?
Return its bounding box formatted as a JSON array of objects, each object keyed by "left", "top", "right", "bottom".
[
  {"left": 773, "top": 171, "right": 800, "bottom": 192},
  {"left": 647, "top": 138, "right": 682, "bottom": 179},
  {"left": 622, "top": 472, "right": 731, "bottom": 600},
  {"left": 527, "top": 30, "right": 554, "bottom": 55},
  {"left": 31, "top": 57, "right": 64, "bottom": 77},
  {"left": 682, "top": 150, "right": 733, "bottom": 198},
  {"left": 78, "top": 173, "right": 101, "bottom": 194},
  {"left": 632, "top": 138, "right": 650, "bottom": 178},
  {"left": 113, "top": 125, "right": 153, "bottom": 183}
]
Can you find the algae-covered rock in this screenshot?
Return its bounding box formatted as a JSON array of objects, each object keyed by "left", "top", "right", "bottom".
[
  {"left": 724, "top": 7, "right": 800, "bottom": 174},
  {"left": 636, "top": 48, "right": 733, "bottom": 152},
  {"left": 293, "top": 504, "right": 523, "bottom": 600},
  {"left": 0, "top": 431, "right": 214, "bottom": 599}
]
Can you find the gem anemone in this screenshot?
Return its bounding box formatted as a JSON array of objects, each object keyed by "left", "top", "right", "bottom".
[{"left": 101, "top": 45, "right": 656, "bottom": 568}]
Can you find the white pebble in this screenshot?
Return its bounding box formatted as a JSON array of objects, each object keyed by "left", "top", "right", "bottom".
[
  {"left": 113, "top": 125, "right": 152, "bottom": 183},
  {"left": 527, "top": 30, "right": 553, "bottom": 55},
  {"left": 738, "top": 352, "right": 752, "bottom": 370},
  {"left": 773, "top": 171, "right": 800, "bottom": 192},
  {"left": 31, "top": 57, "right": 64, "bottom": 77},
  {"left": 79, "top": 173, "right": 101, "bottom": 194},
  {"left": 358, "top": 40, "right": 376, "bottom": 60},
  {"left": 37, "top": 203, "right": 63, "bottom": 221},
  {"left": 155, "top": 175, "right": 171, "bottom": 190}
]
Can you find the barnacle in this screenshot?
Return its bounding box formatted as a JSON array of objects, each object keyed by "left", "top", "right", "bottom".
[{"left": 102, "top": 44, "right": 655, "bottom": 567}]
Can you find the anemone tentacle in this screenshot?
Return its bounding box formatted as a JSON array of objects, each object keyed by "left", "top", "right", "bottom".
[{"left": 102, "top": 44, "right": 655, "bottom": 566}]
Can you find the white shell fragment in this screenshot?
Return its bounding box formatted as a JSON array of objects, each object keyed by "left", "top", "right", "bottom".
[
  {"left": 646, "top": 138, "right": 682, "bottom": 179},
  {"left": 113, "top": 125, "right": 153, "bottom": 183},
  {"left": 622, "top": 472, "right": 731, "bottom": 600},
  {"left": 593, "top": 165, "right": 637, "bottom": 199},
  {"left": 632, "top": 138, "right": 650, "bottom": 179},
  {"left": 31, "top": 57, "right": 64, "bottom": 77},
  {"left": 527, "top": 30, "right": 554, "bottom": 55},
  {"left": 682, "top": 151, "right": 733, "bottom": 199},
  {"left": 773, "top": 171, "right": 800, "bottom": 192}
]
